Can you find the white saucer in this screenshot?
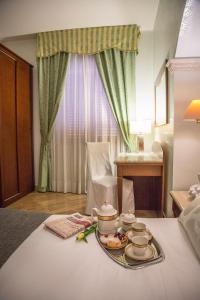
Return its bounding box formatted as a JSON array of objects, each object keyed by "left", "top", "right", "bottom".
[
  {"left": 126, "top": 229, "right": 152, "bottom": 241},
  {"left": 125, "top": 244, "right": 155, "bottom": 261}
]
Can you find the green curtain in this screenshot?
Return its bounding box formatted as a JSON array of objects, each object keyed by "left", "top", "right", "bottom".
[
  {"left": 37, "top": 25, "right": 140, "bottom": 57},
  {"left": 37, "top": 52, "right": 70, "bottom": 192},
  {"left": 95, "top": 49, "right": 136, "bottom": 151}
]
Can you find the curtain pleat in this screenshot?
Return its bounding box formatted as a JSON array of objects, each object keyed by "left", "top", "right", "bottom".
[
  {"left": 37, "top": 25, "right": 140, "bottom": 57},
  {"left": 51, "top": 54, "right": 126, "bottom": 194},
  {"left": 95, "top": 49, "right": 136, "bottom": 151},
  {"left": 37, "top": 52, "right": 70, "bottom": 192}
]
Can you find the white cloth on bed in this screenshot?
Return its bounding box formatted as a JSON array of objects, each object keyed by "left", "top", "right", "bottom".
[
  {"left": 179, "top": 196, "right": 200, "bottom": 261},
  {"left": 0, "top": 218, "right": 199, "bottom": 300}
]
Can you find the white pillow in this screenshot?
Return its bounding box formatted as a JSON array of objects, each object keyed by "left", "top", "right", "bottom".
[{"left": 179, "top": 196, "right": 200, "bottom": 260}]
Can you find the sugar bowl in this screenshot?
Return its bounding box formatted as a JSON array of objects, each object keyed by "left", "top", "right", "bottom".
[{"left": 120, "top": 211, "right": 136, "bottom": 231}]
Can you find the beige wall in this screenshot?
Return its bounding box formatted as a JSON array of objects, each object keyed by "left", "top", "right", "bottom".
[
  {"left": 136, "top": 31, "right": 154, "bottom": 152},
  {"left": 153, "top": 0, "right": 185, "bottom": 216},
  {"left": 173, "top": 66, "right": 200, "bottom": 190},
  {"left": 172, "top": 0, "right": 200, "bottom": 190},
  {"left": 0, "top": 0, "right": 159, "bottom": 39}
]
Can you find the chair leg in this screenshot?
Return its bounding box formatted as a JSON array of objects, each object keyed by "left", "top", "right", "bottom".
[{"left": 122, "top": 179, "right": 135, "bottom": 213}]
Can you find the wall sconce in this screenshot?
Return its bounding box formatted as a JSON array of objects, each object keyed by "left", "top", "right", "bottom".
[
  {"left": 184, "top": 99, "right": 200, "bottom": 123},
  {"left": 130, "top": 120, "right": 151, "bottom": 152}
]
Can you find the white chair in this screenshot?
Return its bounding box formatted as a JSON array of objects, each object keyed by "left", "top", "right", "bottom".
[{"left": 85, "top": 142, "right": 134, "bottom": 215}]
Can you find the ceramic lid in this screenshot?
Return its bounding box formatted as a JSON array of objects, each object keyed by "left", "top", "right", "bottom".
[
  {"left": 98, "top": 202, "right": 117, "bottom": 217},
  {"left": 121, "top": 212, "right": 136, "bottom": 223}
]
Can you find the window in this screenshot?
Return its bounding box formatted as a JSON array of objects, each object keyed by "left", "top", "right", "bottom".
[{"left": 51, "top": 54, "right": 125, "bottom": 193}]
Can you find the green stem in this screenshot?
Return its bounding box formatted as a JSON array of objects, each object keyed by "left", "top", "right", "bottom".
[{"left": 84, "top": 224, "right": 97, "bottom": 237}]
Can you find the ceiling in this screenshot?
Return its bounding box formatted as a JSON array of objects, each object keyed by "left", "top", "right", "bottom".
[
  {"left": 0, "top": 0, "right": 160, "bottom": 39},
  {"left": 176, "top": 0, "right": 200, "bottom": 57}
]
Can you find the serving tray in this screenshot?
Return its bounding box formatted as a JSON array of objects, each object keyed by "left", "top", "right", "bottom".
[{"left": 95, "top": 228, "right": 165, "bottom": 270}]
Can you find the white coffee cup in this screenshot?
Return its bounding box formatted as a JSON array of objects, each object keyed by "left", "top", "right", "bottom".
[
  {"left": 131, "top": 236, "right": 148, "bottom": 256},
  {"left": 131, "top": 222, "right": 146, "bottom": 232}
]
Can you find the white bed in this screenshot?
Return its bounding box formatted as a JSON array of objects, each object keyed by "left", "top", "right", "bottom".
[{"left": 0, "top": 216, "right": 199, "bottom": 300}]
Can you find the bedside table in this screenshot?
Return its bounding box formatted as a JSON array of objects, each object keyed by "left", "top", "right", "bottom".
[{"left": 170, "top": 191, "right": 192, "bottom": 217}]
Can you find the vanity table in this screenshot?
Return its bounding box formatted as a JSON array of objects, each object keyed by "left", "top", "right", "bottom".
[{"left": 115, "top": 143, "right": 165, "bottom": 216}]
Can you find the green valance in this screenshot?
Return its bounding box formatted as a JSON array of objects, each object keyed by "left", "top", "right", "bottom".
[{"left": 37, "top": 24, "right": 140, "bottom": 57}]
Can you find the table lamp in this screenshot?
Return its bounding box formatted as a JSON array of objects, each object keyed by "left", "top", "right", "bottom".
[
  {"left": 130, "top": 120, "right": 151, "bottom": 152},
  {"left": 184, "top": 99, "right": 200, "bottom": 123}
]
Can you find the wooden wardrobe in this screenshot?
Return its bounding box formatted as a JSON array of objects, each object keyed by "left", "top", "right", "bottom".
[{"left": 0, "top": 44, "right": 34, "bottom": 207}]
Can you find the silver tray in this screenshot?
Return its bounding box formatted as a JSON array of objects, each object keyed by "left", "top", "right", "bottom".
[{"left": 95, "top": 228, "right": 165, "bottom": 270}]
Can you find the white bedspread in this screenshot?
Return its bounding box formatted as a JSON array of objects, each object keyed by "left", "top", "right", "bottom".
[{"left": 0, "top": 217, "right": 199, "bottom": 300}]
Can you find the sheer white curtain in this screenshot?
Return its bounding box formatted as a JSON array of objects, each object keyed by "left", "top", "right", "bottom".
[{"left": 51, "top": 54, "right": 125, "bottom": 194}]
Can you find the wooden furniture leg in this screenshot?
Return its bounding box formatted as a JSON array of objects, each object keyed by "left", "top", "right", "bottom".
[{"left": 117, "top": 176, "right": 123, "bottom": 214}]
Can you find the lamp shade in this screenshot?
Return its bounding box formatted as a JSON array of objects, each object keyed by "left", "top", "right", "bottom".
[{"left": 184, "top": 100, "right": 200, "bottom": 122}]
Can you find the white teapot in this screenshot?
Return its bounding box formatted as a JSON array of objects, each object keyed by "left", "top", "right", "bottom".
[{"left": 92, "top": 202, "right": 118, "bottom": 235}]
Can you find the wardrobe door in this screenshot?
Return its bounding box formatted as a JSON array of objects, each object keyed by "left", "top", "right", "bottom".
[
  {"left": 16, "top": 61, "right": 34, "bottom": 193},
  {"left": 0, "top": 51, "right": 19, "bottom": 204}
]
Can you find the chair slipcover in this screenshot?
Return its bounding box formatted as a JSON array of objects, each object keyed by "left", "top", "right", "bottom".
[{"left": 85, "top": 142, "right": 134, "bottom": 214}]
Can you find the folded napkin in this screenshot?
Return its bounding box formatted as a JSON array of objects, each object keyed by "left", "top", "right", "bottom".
[{"left": 45, "top": 213, "right": 93, "bottom": 239}]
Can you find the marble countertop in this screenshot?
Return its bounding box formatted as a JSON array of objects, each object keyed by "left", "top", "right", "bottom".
[{"left": 115, "top": 152, "right": 163, "bottom": 164}]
